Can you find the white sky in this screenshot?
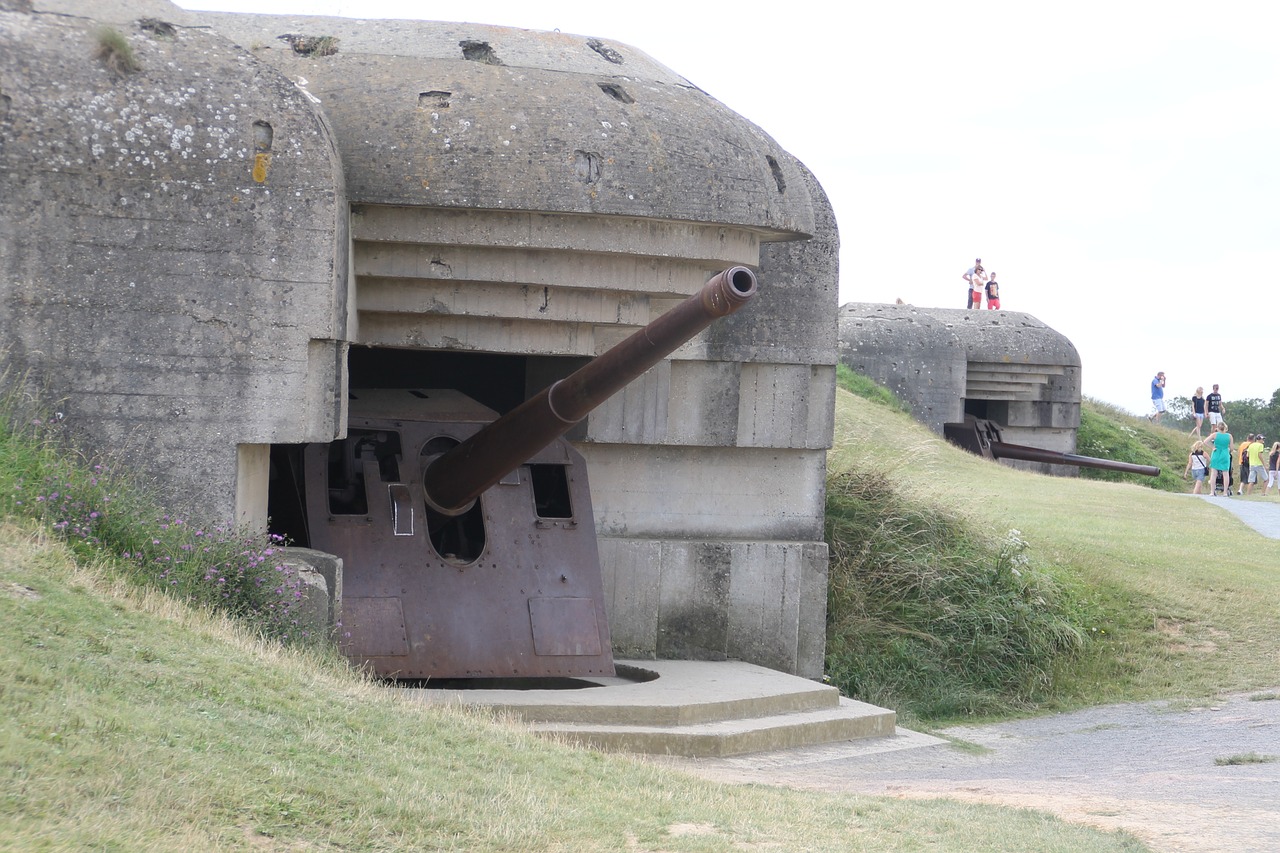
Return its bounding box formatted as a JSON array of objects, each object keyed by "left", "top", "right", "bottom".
[{"left": 178, "top": 0, "right": 1280, "bottom": 413}]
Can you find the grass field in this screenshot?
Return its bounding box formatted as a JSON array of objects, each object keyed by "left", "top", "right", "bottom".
[{"left": 7, "top": 384, "right": 1279, "bottom": 851}]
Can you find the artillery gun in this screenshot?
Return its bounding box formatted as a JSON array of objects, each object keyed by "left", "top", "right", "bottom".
[
  {"left": 944, "top": 415, "right": 1161, "bottom": 477},
  {"left": 303, "top": 267, "right": 758, "bottom": 679}
]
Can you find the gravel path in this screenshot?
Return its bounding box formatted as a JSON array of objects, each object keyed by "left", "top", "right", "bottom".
[
  {"left": 667, "top": 689, "right": 1280, "bottom": 853},
  {"left": 1188, "top": 493, "right": 1280, "bottom": 538},
  {"left": 659, "top": 494, "right": 1280, "bottom": 850}
]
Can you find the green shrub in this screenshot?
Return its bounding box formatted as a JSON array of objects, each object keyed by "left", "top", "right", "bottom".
[
  {"left": 0, "top": 381, "right": 314, "bottom": 641},
  {"left": 94, "top": 27, "right": 141, "bottom": 74},
  {"left": 824, "top": 466, "right": 1091, "bottom": 721}
]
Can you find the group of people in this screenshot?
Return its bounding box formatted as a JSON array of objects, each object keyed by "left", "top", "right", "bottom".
[
  {"left": 1185, "top": 426, "right": 1279, "bottom": 497},
  {"left": 1178, "top": 381, "right": 1278, "bottom": 497},
  {"left": 961, "top": 257, "right": 1001, "bottom": 310}
]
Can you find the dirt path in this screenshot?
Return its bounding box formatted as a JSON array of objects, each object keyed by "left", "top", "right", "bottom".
[{"left": 662, "top": 689, "right": 1280, "bottom": 853}]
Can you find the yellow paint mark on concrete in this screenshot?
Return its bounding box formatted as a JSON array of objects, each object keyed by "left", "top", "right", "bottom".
[{"left": 252, "top": 152, "right": 272, "bottom": 183}]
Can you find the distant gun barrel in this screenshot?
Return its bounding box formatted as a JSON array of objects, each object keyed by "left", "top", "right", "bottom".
[
  {"left": 423, "top": 266, "right": 758, "bottom": 515},
  {"left": 944, "top": 416, "right": 1160, "bottom": 477}
]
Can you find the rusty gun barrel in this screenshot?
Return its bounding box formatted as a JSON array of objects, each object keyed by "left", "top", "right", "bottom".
[
  {"left": 989, "top": 441, "right": 1161, "bottom": 477},
  {"left": 423, "top": 266, "right": 758, "bottom": 515},
  {"left": 943, "top": 416, "right": 1160, "bottom": 477}
]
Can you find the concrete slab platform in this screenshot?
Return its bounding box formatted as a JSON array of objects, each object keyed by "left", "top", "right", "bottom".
[{"left": 393, "top": 659, "right": 933, "bottom": 758}]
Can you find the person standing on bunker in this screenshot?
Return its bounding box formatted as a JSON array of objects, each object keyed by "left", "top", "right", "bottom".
[
  {"left": 984, "top": 272, "right": 1001, "bottom": 309},
  {"left": 963, "top": 258, "right": 984, "bottom": 308}
]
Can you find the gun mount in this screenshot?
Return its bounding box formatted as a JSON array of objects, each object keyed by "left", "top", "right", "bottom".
[
  {"left": 944, "top": 415, "right": 1161, "bottom": 477},
  {"left": 303, "top": 267, "right": 758, "bottom": 679}
]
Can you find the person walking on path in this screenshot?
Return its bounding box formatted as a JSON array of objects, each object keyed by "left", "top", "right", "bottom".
[
  {"left": 1245, "top": 435, "right": 1267, "bottom": 495},
  {"left": 1237, "top": 434, "right": 1254, "bottom": 495},
  {"left": 1184, "top": 440, "right": 1209, "bottom": 494},
  {"left": 1189, "top": 387, "right": 1205, "bottom": 437},
  {"left": 1265, "top": 441, "right": 1280, "bottom": 497},
  {"left": 1207, "top": 421, "right": 1234, "bottom": 497},
  {"left": 1206, "top": 384, "right": 1226, "bottom": 426},
  {"left": 985, "top": 272, "right": 1001, "bottom": 309},
  {"left": 963, "top": 258, "right": 985, "bottom": 309},
  {"left": 1148, "top": 371, "right": 1166, "bottom": 423}
]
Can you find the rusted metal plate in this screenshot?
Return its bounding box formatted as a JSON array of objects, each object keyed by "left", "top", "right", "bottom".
[
  {"left": 341, "top": 597, "right": 409, "bottom": 658},
  {"left": 529, "top": 598, "right": 603, "bottom": 656},
  {"left": 305, "top": 396, "right": 615, "bottom": 679}
]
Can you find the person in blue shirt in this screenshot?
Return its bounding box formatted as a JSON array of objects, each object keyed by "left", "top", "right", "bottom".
[{"left": 1148, "top": 371, "right": 1166, "bottom": 424}]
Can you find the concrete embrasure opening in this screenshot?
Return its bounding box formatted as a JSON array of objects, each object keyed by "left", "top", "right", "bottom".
[{"left": 389, "top": 664, "right": 659, "bottom": 691}]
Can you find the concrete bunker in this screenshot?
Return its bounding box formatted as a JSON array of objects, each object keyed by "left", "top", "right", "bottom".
[
  {"left": 838, "top": 303, "right": 1083, "bottom": 472},
  {"left": 2, "top": 2, "right": 838, "bottom": 679}
]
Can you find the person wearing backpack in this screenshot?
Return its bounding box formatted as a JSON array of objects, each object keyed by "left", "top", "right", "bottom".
[{"left": 1237, "top": 434, "right": 1254, "bottom": 495}]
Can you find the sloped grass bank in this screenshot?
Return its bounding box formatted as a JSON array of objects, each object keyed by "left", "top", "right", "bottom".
[
  {"left": 0, "top": 384, "right": 317, "bottom": 640},
  {"left": 0, "top": 526, "right": 1146, "bottom": 852},
  {"left": 1075, "top": 398, "right": 1196, "bottom": 492},
  {"left": 825, "top": 465, "right": 1090, "bottom": 720},
  {"left": 826, "top": 388, "right": 1280, "bottom": 720}
]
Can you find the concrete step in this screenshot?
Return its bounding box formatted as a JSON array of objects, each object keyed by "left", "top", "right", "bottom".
[
  {"left": 534, "top": 696, "right": 896, "bottom": 757},
  {"left": 397, "top": 659, "right": 917, "bottom": 758}
]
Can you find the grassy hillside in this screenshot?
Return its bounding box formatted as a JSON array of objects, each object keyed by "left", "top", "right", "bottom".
[
  {"left": 825, "top": 388, "right": 1280, "bottom": 722},
  {"left": 0, "top": 523, "right": 1145, "bottom": 852},
  {"left": 1076, "top": 398, "right": 1203, "bottom": 491},
  {"left": 7, "top": 377, "right": 1278, "bottom": 850}
]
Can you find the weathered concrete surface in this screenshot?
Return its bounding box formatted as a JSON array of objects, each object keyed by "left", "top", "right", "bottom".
[
  {"left": 276, "top": 547, "right": 343, "bottom": 634},
  {"left": 837, "top": 303, "right": 967, "bottom": 432},
  {"left": 402, "top": 659, "right": 910, "bottom": 758},
  {"left": 0, "top": 2, "right": 349, "bottom": 523},
  {"left": 190, "top": 13, "right": 815, "bottom": 236}
]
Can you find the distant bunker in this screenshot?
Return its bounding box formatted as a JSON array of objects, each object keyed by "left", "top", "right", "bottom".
[{"left": 837, "top": 303, "right": 1083, "bottom": 471}]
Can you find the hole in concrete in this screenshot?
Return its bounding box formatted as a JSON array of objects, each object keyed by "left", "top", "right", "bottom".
[
  {"left": 419, "top": 90, "right": 451, "bottom": 110},
  {"left": 138, "top": 18, "right": 176, "bottom": 39},
  {"left": 252, "top": 120, "right": 273, "bottom": 152},
  {"left": 0, "top": 93, "right": 9, "bottom": 122},
  {"left": 765, "top": 155, "right": 786, "bottom": 193},
  {"left": 390, "top": 664, "right": 659, "bottom": 690},
  {"left": 573, "top": 149, "right": 602, "bottom": 184},
  {"left": 278, "top": 33, "right": 340, "bottom": 57},
  {"left": 587, "top": 39, "right": 624, "bottom": 64},
  {"left": 460, "top": 40, "right": 502, "bottom": 65},
  {"left": 597, "top": 82, "right": 634, "bottom": 104}
]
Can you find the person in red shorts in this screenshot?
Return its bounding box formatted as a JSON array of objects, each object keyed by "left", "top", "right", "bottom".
[
  {"left": 963, "top": 258, "right": 984, "bottom": 308},
  {"left": 985, "top": 272, "right": 1001, "bottom": 309}
]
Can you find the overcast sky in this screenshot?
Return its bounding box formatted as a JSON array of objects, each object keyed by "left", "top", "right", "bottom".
[{"left": 179, "top": 0, "right": 1280, "bottom": 413}]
